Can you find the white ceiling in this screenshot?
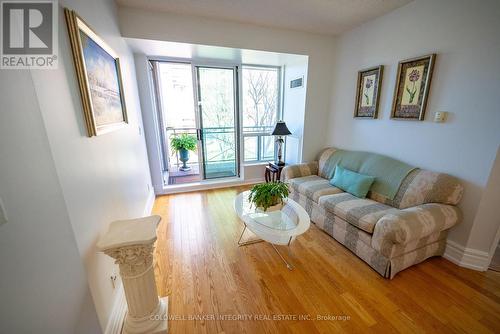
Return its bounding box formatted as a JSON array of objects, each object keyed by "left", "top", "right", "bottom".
[
  {"left": 116, "top": 0, "right": 413, "bottom": 35},
  {"left": 126, "top": 38, "right": 308, "bottom": 66}
]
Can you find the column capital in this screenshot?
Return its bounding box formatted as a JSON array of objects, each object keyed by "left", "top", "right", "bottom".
[{"left": 104, "top": 243, "right": 154, "bottom": 276}]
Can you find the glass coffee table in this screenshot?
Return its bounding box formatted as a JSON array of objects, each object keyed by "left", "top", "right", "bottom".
[{"left": 234, "top": 191, "right": 310, "bottom": 270}]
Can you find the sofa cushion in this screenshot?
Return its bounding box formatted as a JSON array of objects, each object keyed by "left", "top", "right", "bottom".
[
  {"left": 369, "top": 169, "right": 464, "bottom": 209},
  {"left": 318, "top": 147, "right": 338, "bottom": 179},
  {"left": 288, "top": 175, "right": 343, "bottom": 202},
  {"left": 318, "top": 193, "right": 398, "bottom": 234},
  {"left": 282, "top": 161, "right": 319, "bottom": 181},
  {"left": 318, "top": 148, "right": 464, "bottom": 208},
  {"left": 318, "top": 148, "right": 415, "bottom": 200}
]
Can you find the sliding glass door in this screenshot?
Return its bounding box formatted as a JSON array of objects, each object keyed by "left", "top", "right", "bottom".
[
  {"left": 152, "top": 61, "right": 241, "bottom": 184},
  {"left": 196, "top": 66, "right": 239, "bottom": 179},
  {"left": 154, "top": 61, "right": 202, "bottom": 185}
]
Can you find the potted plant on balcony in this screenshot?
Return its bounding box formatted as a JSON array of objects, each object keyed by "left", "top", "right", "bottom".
[
  {"left": 248, "top": 181, "right": 289, "bottom": 212},
  {"left": 170, "top": 133, "right": 197, "bottom": 171}
]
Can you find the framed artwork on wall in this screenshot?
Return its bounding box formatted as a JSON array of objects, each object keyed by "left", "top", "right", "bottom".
[
  {"left": 391, "top": 54, "right": 436, "bottom": 121},
  {"left": 354, "top": 65, "right": 383, "bottom": 119},
  {"left": 65, "top": 8, "right": 128, "bottom": 137}
]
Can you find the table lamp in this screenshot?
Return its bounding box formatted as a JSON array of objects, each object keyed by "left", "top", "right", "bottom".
[{"left": 271, "top": 121, "right": 291, "bottom": 166}]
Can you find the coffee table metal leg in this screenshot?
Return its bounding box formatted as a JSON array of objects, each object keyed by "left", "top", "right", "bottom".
[
  {"left": 286, "top": 238, "right": 296, "bottom": 268},
  {"left": 237, "top": 225, "right": 264, "bottom": 246},
  {"left": 271, "top": 243, "right": 293, "bottom": 270},
  {"left": 237, "top": 225, "right": 246, "bottom": 244},
  {"left": 238, "top": 227, "right": 294, "bottom": 270}
]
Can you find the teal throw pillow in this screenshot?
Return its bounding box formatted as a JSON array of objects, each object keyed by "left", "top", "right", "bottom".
[{"left": 330, "top": 165, "right": 375, "bottom": 198}]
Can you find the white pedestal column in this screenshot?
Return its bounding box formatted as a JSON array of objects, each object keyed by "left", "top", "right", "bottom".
[{"left": 98, "top": 215, "right": 168, "bottom": 334}]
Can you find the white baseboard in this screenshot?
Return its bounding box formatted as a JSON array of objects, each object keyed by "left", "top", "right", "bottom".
[
  {"left": 443, "top": 240, "right": 465, "bottom": 265},
  {"left": 104, "top": 283, "right": 127, "bottom": 334},
  {"left": 143, "top": 190, "right": 156, "bottom": 216},
  {"left": 444, "top": 240, "right": 490, "bottom": 271},
  {"left": 157, "top": 177, "right": 265, "bottom": 195}
]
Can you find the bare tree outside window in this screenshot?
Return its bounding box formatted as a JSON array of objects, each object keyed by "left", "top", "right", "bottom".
[
  {"left": 242, "top": 66, "right": 280, "bottom": 162},
  {"left": 198, "top": 68, "right": 236, "bottom": 164}
]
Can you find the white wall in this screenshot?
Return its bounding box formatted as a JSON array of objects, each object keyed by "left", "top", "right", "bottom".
[
  {"left": 0, "top": 72, "right": 100, "bottom": 332},
  {"left": 0, "top": 0, "right": 153, "bottom": 331},
  {"left": 117, "top": 6, "right": 336, "bottom": 162},
  {"left": 28, "top": 0, "right": 154, "bottom": 330},
  {"left": 283, "top": 60, "right": 308, "bottom": 164},
  {"left": 134, "top": 54, "right": 165, "bottom": 193},
  {"left": 469, "top": 148, "right": 500, "bottom": 259},
  {"left": 327, "top": 0, "right": 500, "bottom": 253}
]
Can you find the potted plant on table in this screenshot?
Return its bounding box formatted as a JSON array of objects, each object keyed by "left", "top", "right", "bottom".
[
  {"left": 170, "top": 133, "right": 197, "bottom": 171},
  {"left": 248, "top": 182, "right": 289, "bottom": 212}
]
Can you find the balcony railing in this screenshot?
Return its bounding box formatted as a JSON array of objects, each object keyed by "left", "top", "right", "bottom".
[
  {"left": 242, "top": 125, "right": 275, "bottom": 162},
  {"left": 165, "top": 127, "right": 198, "bottom": 172},
  {"left": 165, "top": 125, "right": 275, "bottom": 172}
]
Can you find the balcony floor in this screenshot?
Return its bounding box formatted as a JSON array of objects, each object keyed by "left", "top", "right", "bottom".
[
  {"left": 167, "top": 164, "right": 201, "bottom": 185},
  {"left": 165, "top": 162, "right": 237, "bottom": 186}
]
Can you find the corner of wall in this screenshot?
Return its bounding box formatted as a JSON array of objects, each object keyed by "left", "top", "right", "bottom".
[{"left": 443, "top": 240, "right": 490, "bottom": 271}]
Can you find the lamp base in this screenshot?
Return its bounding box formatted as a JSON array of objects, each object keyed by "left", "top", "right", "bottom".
[{"left": 275, "top": 161, "right": 286, "bottom": 166}]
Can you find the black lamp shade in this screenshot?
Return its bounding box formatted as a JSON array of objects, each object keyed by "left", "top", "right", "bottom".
[{"left": 271, "top": 121, "right": 291, "bottom": 136}]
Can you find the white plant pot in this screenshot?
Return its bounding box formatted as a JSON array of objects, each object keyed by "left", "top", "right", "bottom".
[{"left": 256, "top": 199, "right": 286, "bottom": 213}]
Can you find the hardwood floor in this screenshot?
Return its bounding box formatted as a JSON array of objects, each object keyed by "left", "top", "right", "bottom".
[{"left": 152, "top": 186, "right": 500, "bottom": 333}]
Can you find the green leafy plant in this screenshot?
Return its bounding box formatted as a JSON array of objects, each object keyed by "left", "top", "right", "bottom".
[
  {"left": 170, "top": 133, "right": 197, "bottom": 152},
  {"left": 248, "top": 182, "right": 289, "bottom": 211}
]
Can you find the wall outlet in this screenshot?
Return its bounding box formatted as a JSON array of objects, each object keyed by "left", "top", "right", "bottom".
[
  {"left": 138, "top": 126, "right": 142, "bottom": 136},
  {"left": 147, "top": 183, "right": 150, "bottom": 192},
  {"left": 0, "top": 197, "right": 8, "bottom": 227},
  {"left": 110, "top": 275, "right": 117, "bottom": 289}
]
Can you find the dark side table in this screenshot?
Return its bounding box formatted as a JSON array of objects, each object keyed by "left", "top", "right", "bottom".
[{"left": 265, "top": 162, "right": 286, "bottom": 182}]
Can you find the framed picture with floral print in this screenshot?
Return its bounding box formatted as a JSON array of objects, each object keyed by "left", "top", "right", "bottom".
[
  {"left": 391, "top": 54, "right": 436, "bottom": 120},
  {"left": 354, "top": 65, "right": 383, "bottom": 119}
]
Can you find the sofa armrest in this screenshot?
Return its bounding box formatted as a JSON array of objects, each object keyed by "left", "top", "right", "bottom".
[
  {"left": 372, "top": 203, "right": 462, "bottom": 250},
  {"left": 282, "top": 161, "right": 319, "bottom": 181}
]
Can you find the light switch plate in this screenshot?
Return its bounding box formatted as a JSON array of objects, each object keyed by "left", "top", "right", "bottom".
[
  {"left": 0, "top": 197, "right": 8, "bottom": 226},
  {"left": 434, "top": 111, "right": 448, "bottom": 123}
]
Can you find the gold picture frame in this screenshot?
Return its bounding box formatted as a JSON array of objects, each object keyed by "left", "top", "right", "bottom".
[
  {"left": 65, "top": 8, "right": 128, "bottom": 137},
  {"left": 391, "top": 54, "right": 436, "bottom": 121},
  {"left": 354, "top": 65, "right": 383, "bottom": 119}
]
